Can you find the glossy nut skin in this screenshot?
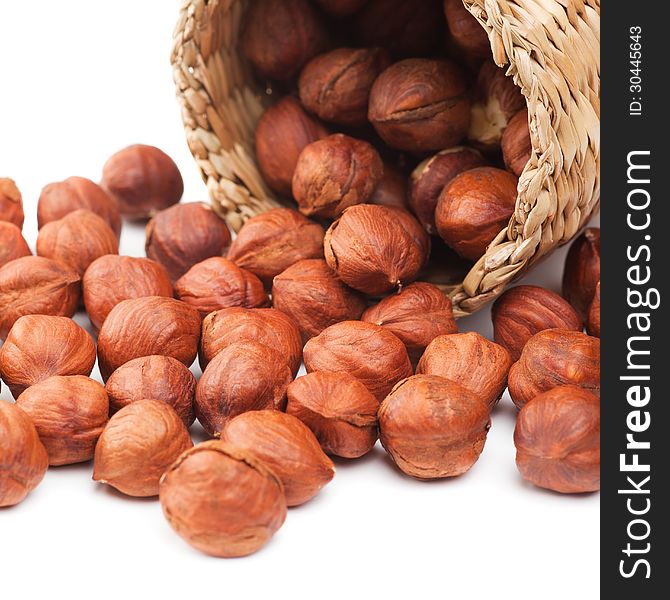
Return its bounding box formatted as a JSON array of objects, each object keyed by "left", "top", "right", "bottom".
[
  {"left": 303, "top": 320, "right": 413, "bottom": 402},
  {"left": 0, "top": 256, "right": 80, "bottom": 340},
  {"left": 97, "top": 296, "right": 201, "bottom": 381},
  {"left": 0, "top": 315, "right": 96, "bottom": 399},
  {"left": 0, "top": 178, "right": 24, "bottom": 228},
  {"left": 272, "top": 258, "right": 366, "bottom": 343},
  {"left": 562, "top": 227, "right": 601, "bottom": 320},
  {"left": 0, "top": 221, "right": 31, "bottom": 267},
  {"left": 443, "top": 0, "right": 491, "bottom": 59},
  {"left": 0, "top": 402, "right": 48, "bottom": 507},
  {"left": 101, "top": 145, "right": 183, "bottom": 219},
  {"left": 105, "top": 355, "right": 196, "bottom": 426},
  {"left": 292, "top": 134, "right": 383, "bottom": 219},
  {"left": 286, "top": 371, "right": 379, "bottom": 458},
  {"left": 435, "top": 167, "right": 518, "bottom": 261},
  {"left": 222, "top": 410, "right": 335, "bottom": 506},
  {"left": 36, "top": 209, "right": 119, "bottom": 276},
  {"left": 379, "top": 374, "right": 491, "bottom": 479},
  {"left": 492, "top": 285, "right": 583, "bottom": 361},
  {"left": 324, "top": 204, "right": 430, "bottom": 295},
  {"left": 159, "top": 440, "right": 287, "bottom": 558},
  {"left": 587, "top": 282, "right": 600, "bottom": 338},
  {"left": 514, "top": 385, "right": 600, "bottom": 494},
  {"left": 508, "top": 329, "right": 600, "bottom": 409},
  {"left": 314, "top": 0, "right": 368, "bottom": 16},
  {"left": 416, "top": 332, "right": 512, "bottom": 409},
  {"left": 370, "top": 164, "right": 409, "bottom": 211},
  {"left": 228, "top": 208, "right": 325, "bottom": 286},
  {"left": 502, "top": 108, "right": 532, "bottom": 177},
  {"left": 93, "top": 400, "right": 193, "bottom": 497},
  {"left": 83, "top": 255, "right": 173, "bottom": 330},
  {"left": 16, "top": 375, "right": 109, "bottom": 466},
  {"left": 368, "top": 58, "right": 470, "bottom": 153}
]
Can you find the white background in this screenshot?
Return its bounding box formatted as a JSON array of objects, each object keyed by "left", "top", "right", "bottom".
[{"left": 0, "top": 2, "right": 599, "bottom": 598}]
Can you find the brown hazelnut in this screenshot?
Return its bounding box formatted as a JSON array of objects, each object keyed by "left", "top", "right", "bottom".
[
  {"left": 409, "top": 147, "right": 488, "bottom": 234},
  {"left": 0, "top": 221, "right": 31, "bottom": 267},
  {"left": 175, "top": 257, "right": 269, "bottom": 317},
  {"left": 0, "top": 401, "right": 48, "bottom": 507},
  {"left": 272, "top": 258, "right": 367, "bottom": 343},
  {"left": 222, "top": 410, "right": 335, "bottom": 506},
  {"left": 443, "top": 0, "right": 491, "bottom": 59},
  {"left": 36, "top": 209, "right": 119, "bottom": 276},
  {"left": 587, "top": 281, "right": 600, "bottom": 338},
  {"left": 292, "top": 134, "right": 384, "bottom": 219},
  {"left": 0, "top": 315, "right": 96, "bottom": 399},
  {"left": 508, "top": 329, "right": 600, "bottom": 409},
  {"left": 435, "top": 167, "right": 518, "bottom": 261},
  {"left": 368, "top": 58, "right": 470, "bottom": 153},
  {"left": 502, "top": 108, "right": 532, "bottom": 177},
  {"left": 93, "top": 400, "right": 193, "bottom": 497},
  {"left": 82, "top": 255, "right": 173, "bottom": 330},
  {"left": 379, "top": 374, "right": 491, "bottom": 479},
  {"left": 286, "top": 371, "right": 378, "bottom": 458},
  {"left": 417, "top": 332, "right": 512, "bottom": 408},
  {"left": 314, "top": 0, "right": 368, "bottom": 16},
  {"left": 97, "top": 296, "right": 201, "bottom": 381},
  {"left": 105, "top": 355, "right": 196, "bottom": 426},
  {"left": 562, "top": 227, "right": 601, "bottom": 320},
  {"left": 200, "top": 307, "right": 303, "bottom": 375},
  {"left": 303, "top": 320, "right": 413, "bottom": 401},
  {"left": 370, "top": 163, "right": 410, "bottom": 211},
  {"left": 101, "top": 144, "right": 184, "bottom": 219},
  {"left": 195, "top": 341, "right": 293, "bottom": 438},
  {"left": 242, "top": 0, "right": 328, "bottom": 81},
  {"left": 0, "top": 177, "right": 24, "bottom": 228},
  {"left": 145, "top": 202, "right": 232, "bottom": 282},
  {"left": 324, "top": 204, "right": 430, "bottom": 295},
  {"left": 37, "top": 176, "right": 121, "bottom": 237},
  {"left": 0, "top": 256, "right": 80, "bottom": 340},
  {"left": 492, "top": 285, "right": 584, "bottom": 361},
  {"left": 514, "top": 385, "right": 600, "bottom": 493},
  {"left": 16, "top": 375, "right": 109, "bottom": 466},
  {"left": 228, "top": 207, "right": 325, "bottom": 286},
  {"left": 159, "top": 440, "right": 287, "bottom": 557}
]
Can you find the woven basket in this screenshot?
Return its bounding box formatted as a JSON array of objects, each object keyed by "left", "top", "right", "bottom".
[{"left": 171, "top": 0, "right": 601, "bottom": 317}]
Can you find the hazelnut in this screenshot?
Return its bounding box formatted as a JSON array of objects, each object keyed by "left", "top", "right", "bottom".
[
  {"left": 145, "top": 202, "right": 232, "bottom": 281},
  {"left": 299, "top": 47, "right": 391, "bottom": 126},
  {"left": 409, "top": 147, "right": 488, "bottom": 235},
  {"left": 37, "top": 176, "right": 121, "bottom": 237},
  {"left": 514, "top": 385, "right": 600, "bottom": 493},
  {"left": 195, "top": 341, "right": 293, "bottom": 437},
  {"left": 508, "top": 329, "right": 600, "bottom": 409},
  {"left": 0, "top": 256, "right": 80, "bottom": 340},
  {"left": 324, "top": 204, "right": 430, "bottom": 295},
  {"left": 242, "top": 0, "right": 328, "bottom": 81},
  {"left": 443, "top": 0, "right": 491, "bottom": 59},
  {"left": 587, "top": 282, "right": 600, "bottom": 338},
  {"left": 16, "top": 375, "right": 109, "bottom": 466},
  {"left": 369, "top": 163, "right": 410, "bottom": 211},
  {"left": 292, "top": 134, "right": 384, "bottom": 219},
  {"left": 0, "top": 177, "right": 24, "bottom": 228},
  {"left": 562, "top": 227, "right": 601, "bottom": 320},
  {"left": 492, "top": 285, "right": 583, "bottom": 361},
  {"left": 416, "top": 331, "right": 512, "bottom": 408},
  {"left": 105, "top": 355, "right": 196, "bottom": 426},
  {"left": 159, "top": 440, "right": 287, "bottom": 558},
  {"left": 0, "top": 401, "right": 48, "bottom": 507},
  {"left": 368, "top": 58, "right": 470, "bottom": 153},
  {"left": 435, "top": 167, "right": 518, "bottom": 261},
  {"left": 97, "top": 296, "right": 201, "bottom": 380},
  {"left": 200, "top": 307, "right": 303, "bottom": 376},
  {"left": 272, "top": 258, "right": 367, "bottom": 343},
  {"left": 0, "top": 315, "right": 96, "bottom": 399},
  {"left": 303, "top": 320, "right": 413, "bottom": 401},
  {"left": 83, "top": 255, "right": 173, "bottom": 330},
  {"left": 502, "top": 108, "right": 532, "bottom": 177},
  {"left": 378, "top": 374, "right": 491, "bottom": 479},
  {"left": 222, "top": 410, "right": 335, "bottom": 506},
  {"left": 255, "top": 97, "right": 329, "bottom": 197},
  {"left": 93, "top": 400, "right": 193, "bottom": 497},
  {"left": 286, "top": 371, "right": 378, "bottom": 458},
  {"left": 36, "top": 209, "right": 119, "bottom": 276},
  {"left": 314, "top": 0, "right": 368, "bottom": 17},
  {"left": 228, "top": 207, "right": 325, "bottom": 286},
  {"left": 101, "top": 144, "right": 184, "bottom": 219},
  {"left": 0, "top": 221, "right": 31, "bottom": 267}
]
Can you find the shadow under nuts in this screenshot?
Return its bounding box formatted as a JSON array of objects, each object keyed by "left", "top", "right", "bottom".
[
  {"left": 0, "top": 177, "right": 25, "bottom": 228},
  {"left": 0, "top": 222, "right": 31, "bottom": 267},
  {"left": 562, "top": 227, "right": 601, "bottom": 321},
  {"left": 370, "top": 163, "right": 409, "bottom": 211}
]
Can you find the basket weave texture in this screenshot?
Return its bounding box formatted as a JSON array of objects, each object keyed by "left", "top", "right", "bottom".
[{"left": 171, "top": 0, "right": 600, "bottom": 317}]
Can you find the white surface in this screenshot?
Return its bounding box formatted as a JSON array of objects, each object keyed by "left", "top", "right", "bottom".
[{"left": 0, "top": 2, "right": 599, "bottom": 599}]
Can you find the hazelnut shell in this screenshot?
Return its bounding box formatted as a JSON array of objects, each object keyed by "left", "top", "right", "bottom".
[
  {"left": 502, "top": 108, "right": 532, "bottom": 177},
  {"left": 314, "top": 0, "right": 368, "bottom": 16},
  {"left": 443, "top": 0, "right": 491, "bottom": 59},
  {"left": 0, "top": 221, "right": 31, "bottom": 267},
  {"left": 562, "top": 227, "right": 601, "bottom": 320},
  {"left": 587, "top": 282, "right": 600, "bottom": 338},
  {"left": 0, "top": 178, "right": 25, "bottom": 229},
  {"left": 370, "top": 163, "right": 409, "bottom": 211}
]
